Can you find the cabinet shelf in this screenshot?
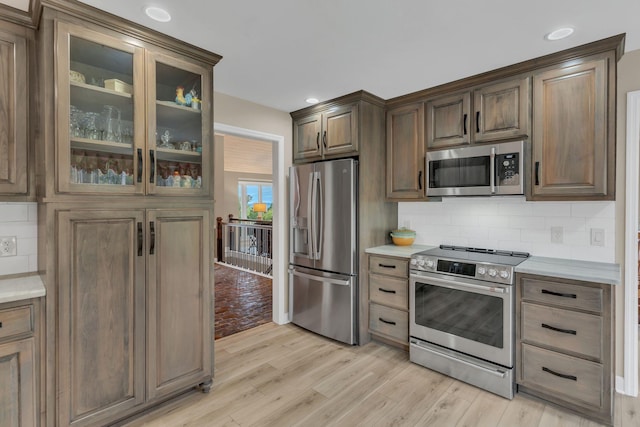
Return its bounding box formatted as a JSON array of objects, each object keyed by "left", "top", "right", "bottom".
[
  {"left": 70, "top": 81, "right": 133, "bottom": 118},
  {"left": 156, "top": 147, "right": 202, "bottom": 163},
  {"left": 70, "top": 137, "right": 133, "bottom": 156},
  {"left": 156, "top": 100, "right": 201, "bottom": 113}
]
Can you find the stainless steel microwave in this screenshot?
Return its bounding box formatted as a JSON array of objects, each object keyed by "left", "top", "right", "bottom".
[{"left": 426, "top": 140, "right": 524, "bottom": 197}]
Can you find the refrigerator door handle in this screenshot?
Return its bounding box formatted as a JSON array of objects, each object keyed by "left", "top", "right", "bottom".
[
  {"left": 289, "top": 269, "right": 351, "bottom": 286},
  {"left": 315, "top": 171, "right": 323, "bottom": 260},
  {"left": 308, "top": 171, "right": 316, "bottom": 259}
]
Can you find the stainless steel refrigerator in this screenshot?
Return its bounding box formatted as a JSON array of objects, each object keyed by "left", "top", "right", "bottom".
[{"left": 289, "top": 158, "right": 358, "bottom": 345}]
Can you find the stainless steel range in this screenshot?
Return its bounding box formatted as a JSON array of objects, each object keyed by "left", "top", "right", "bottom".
[{"left": 409, "top": 245, "right": 529, "bottom": 399}]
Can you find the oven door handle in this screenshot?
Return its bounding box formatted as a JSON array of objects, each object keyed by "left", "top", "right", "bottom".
[
  {"left": 411, "top": 273, "right": 508, "bottom": 294},
  {"left": 410, "top": 340, "right": 507, "bottom": 378}
]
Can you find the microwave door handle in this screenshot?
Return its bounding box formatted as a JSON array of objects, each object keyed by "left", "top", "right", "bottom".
[{"left": 490, "top": 147, "right": 496, "bottom": 194}]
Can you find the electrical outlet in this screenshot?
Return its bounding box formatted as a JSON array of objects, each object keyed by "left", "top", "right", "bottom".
[
  {"left": 550, "top": 226, "right": 563, "bottom": 244},
  {"left": 0, "top": 236, "right": 17, "bottom": 257},
  {"left": 591, "top": 228, "right": 605, "bottom": 246}
]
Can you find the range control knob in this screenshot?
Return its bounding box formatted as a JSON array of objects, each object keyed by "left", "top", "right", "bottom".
[
  {"left": 426, "top": 259, "right": 435, "bottom": 268},
  {"left": 499, "top": 270, "right": 510, "bottom": 279},
  {"left": 477, "top": 266, "right": 486, "bottom": 275},
  {"left": 417, "top": 259, "right": 425, "bottom": 267},
  {"left": 410, "top": 259, "right": 417, "bottom": 266},
  {"left": 488, "top": 268, "right": 497, "bottom": 277}
]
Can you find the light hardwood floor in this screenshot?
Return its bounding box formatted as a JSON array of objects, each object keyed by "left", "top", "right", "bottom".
[{"left": 121, "top": 323, "right": 640, "bottom": 427}]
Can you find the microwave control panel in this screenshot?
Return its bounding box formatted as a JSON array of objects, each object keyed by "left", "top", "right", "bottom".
[{"left": 496, "top": 153, "right": 520, "bottom": 186}]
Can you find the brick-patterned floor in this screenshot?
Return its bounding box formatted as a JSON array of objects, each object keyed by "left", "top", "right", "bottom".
[{"left": 214, "top": 263, "right": 273, "bottom": 340}]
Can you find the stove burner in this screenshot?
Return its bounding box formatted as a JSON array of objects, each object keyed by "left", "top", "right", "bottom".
[{"left": 439, "top": 245, "right": 529, "bottom": 258}]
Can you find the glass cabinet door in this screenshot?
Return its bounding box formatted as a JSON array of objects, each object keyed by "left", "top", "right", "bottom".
[
  {"left": 146, "top": 51, "right": 212, "bottom": 196},
  {"left": 56, "top": 22, "right": 145, "bottom": 194}
]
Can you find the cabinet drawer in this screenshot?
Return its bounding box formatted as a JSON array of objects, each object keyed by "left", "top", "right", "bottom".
[
  {"left": 0, "top": 305, "right": 33, "bottom": 341},
  {"left": 369, "top": 256, "right": 408, "bottom": 278},
  {"left": 521, "top": 277, "right": 602, "bottom": 313},
  {"left": 369, "top": 273, "right": 408, "bottom": 310},
  {"left": 369, "top": 303, "right": 408, "bottom": 342},
  {"left": 521, "top": 343, "right": 603, "bottom": 409},
  {"left": 522, "top": 303, "right": 603, "bottom": 360}
]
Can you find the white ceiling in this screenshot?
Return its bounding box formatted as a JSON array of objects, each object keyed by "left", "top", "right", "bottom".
[{"left": 52, "top": 1, "right": 640, "bottom": 111}]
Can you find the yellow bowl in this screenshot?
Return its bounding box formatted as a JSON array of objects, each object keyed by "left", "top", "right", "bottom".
[{"left": 391, "top": 235, "right": 415, "bottom": 246}]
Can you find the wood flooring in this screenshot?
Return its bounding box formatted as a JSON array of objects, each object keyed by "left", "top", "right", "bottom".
[{"left": 122, "top": 323, "right": 640, "bottom": 427}]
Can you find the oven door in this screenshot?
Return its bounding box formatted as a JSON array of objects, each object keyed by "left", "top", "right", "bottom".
[
  {"left": 426, "top": 146, "right": 493, "bottom": 197},
  {"left": 410, "top": 270, "right": 514, "bottom": 367}
]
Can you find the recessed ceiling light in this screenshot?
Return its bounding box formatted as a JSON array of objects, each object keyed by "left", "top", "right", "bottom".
[
  {"left": 545, "top": 27, "right": 574, "bottom": 41},
  {"left": 145, "top": 6, "right": 171, "bottom": 22},
  {"left": 305, "top": 98, "right": 319, "bottom": 104}
]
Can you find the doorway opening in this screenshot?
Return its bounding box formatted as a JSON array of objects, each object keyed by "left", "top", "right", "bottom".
[{"left": 213, "top": 123, "right": 287, "bottom": 338}]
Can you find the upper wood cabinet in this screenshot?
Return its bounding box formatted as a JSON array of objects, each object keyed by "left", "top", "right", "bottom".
[
  {"left": 292, "top": 100, "right": 359, "bottom": 163},
  {"left": 425, "top": 76, "right": 531, "bottom": 149},
  {"left": 0, "top": 22, "right": 31, "bottom": 198},
  {"left": 386, "top": 102, "right": 426, "bottom": 200},
  {"left": 531, "top": 53, "right": 614, "bottom": 200},
  {"left": 43, "top": 15, "right": 217, "bottom": 199}
]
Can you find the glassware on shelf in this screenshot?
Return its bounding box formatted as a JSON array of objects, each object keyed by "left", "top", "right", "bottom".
[
  {"left": 69, "top": 106, "right": 84, "bottom": 138},
  {"left": 83, "top": 112, "right": 101, "bottom": 140},
  {"left": 158, "top": 130, "right": 173, "bottom": 148},
  {"left": 101, "top": 105, "right": 122, "bottom": 142}
]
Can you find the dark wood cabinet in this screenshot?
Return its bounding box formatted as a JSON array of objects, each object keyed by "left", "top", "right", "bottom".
[
  {"left": 0, "top": 301, "right": 39, "bottom": 427},
  {"left": 0, "top": 21, "right": 31, "bottom": 198},
  {"left": 386, "top": 102, "right": 426, "bottom": 200},
  {"left": 474, "top": 77, "right": 530, "bottom": 143},
  {"left": 425, "top": 92, "right": 470, "bottom": 149},
  {"left": 531, "top": 53, "right": 614, "bottom": 200},
  {"left": 425, "top": 76, "right": 530, "bottom": 149},
  {"left": 516, "top": 273, "right": 614, "bottom": 425},
  {"left": 293, "top": 102, "right": 358, "bottom": 162}
]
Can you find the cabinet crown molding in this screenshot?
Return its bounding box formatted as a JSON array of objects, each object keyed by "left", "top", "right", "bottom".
[{"left": 290, "top": 89, "right": 385, "bottom": 118}]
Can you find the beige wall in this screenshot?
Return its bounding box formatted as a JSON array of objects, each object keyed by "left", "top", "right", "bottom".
[{"left": 615, "top": 48, "right": 640, "bottom": 377}]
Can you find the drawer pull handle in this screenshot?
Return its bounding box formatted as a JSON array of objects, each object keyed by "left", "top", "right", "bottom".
[
  {"left": 541, "top": 289, "right": 576, "bottom": 299},
  {"left": 542, "top": 367, "right": 577, "bottom": 381},
  {"left": 378, "top": 288, "right": 397, "bottom": 294},
  {"left": 378, "top": 264, "right": 396, "bottom": 269},
  {"left": 0, "top": 321, "right": 2, "bottom": 328},
  {"left": 541, "top": 323, "right": 576, "bottom": 335},
  {"left": 379, "top": 318, "right": 396, "bottom": 326}
]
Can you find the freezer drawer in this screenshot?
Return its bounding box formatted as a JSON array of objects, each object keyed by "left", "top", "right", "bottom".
[{"left": 289, "top": 267, "right": 357, "bottom": 345}]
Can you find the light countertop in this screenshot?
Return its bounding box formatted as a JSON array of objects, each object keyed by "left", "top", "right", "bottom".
[
  {"left": 515, "top": 256, "right": 621, "bottom": 286},
  {"left": 0, "top": 274, "right": 46, "bottom": 304},
  {"left": 365, "top": 244, "right": 436, "bottom": 258}
]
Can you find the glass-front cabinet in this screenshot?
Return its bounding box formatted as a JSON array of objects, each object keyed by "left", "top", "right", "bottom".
[{"left": 55, "top": 21, "right": 211, "bottom": 197}]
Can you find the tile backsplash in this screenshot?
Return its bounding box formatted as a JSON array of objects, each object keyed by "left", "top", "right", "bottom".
[
  {"left": 398, "top": 197, "right": 615, "bottom": 263},
  {"left": 0, "top": 202, "right": 38, "bottom": 276}
]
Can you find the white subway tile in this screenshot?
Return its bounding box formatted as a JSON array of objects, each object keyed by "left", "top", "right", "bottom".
[
  {"left": 570, "top": 246, "right": 615, "bottom": 263},
  {"left": 451, "top": 215, "right": 480, "bottom": 226},
  {"left": 508, "top": 216, "right": 546, "bottom": 229},
  {"left": 17, "top": 237, "right": 37, "bottom": 256},
  {"left": 478, "top": 216, "right": 506, "bottom": 227},
  {"left": 27, "top": 203, "right": 38, "bottom": 222},
  {"left": 497, "top": 240, "right": 532, "bottom": 253},
  {"left": 460, "top": 227, "right": 490, "bottom": 240},
  {"left": 532, "top": 203, "right": 572, "bottom": 217},
  {"left": 0, "top": 256, "right": 30, "bottom": 276},
  {"left": 0, "top": 204, "right": 29, "bottom": 222},
  {"left": 28, "top": 255, "right": 38, "bottom": 273},
  {"left": 571, "top": 202, "right": 615, "bottom": 218},
  {"left": 497, "top": 203, "right": 530, "bottom": 216},
  {"left": 521, "top": 229, "right": 550, "bottom": 243},
  {"left": 564, "top": 231, "right": 589, "bottom": 246},
  {"left": 544, "top": 216, "right": 586, "bottom": 231},
  {"left": 0, "top": 224, "right": 38, "bottom": 239},
  {"left": 468, "top": 237, "right": 498, "bottom": 249}
]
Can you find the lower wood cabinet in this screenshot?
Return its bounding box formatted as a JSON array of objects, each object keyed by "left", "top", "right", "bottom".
[
  {"left": 55, "top": 207, "right": 212, "bottom": 427},
  {"left": 516, "top": 273, "right": 614, "bottom": 425},
  {"left": 0, "top": 300, "right": 39, "bottom": 427},
  {"left": 367, "top": 254, "right": 409, "bottom": 348}
]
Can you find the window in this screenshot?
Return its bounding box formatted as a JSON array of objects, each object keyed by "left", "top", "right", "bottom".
[{"left": 238, "top": 181, "right": 273, "bottom": 220}]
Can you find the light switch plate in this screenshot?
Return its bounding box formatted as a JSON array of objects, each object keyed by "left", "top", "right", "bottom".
[
  {"left": 0, "top": 236, "right": 17, "bottom": 257},
  {"left": 590, "top": 228, "right": 605, "bottom": 246}
]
